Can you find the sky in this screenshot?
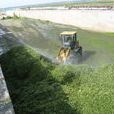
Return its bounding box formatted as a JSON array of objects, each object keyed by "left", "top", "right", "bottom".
[
  {"left": 0, "top": 0, "right": 69, "bottom": 8},
  {"left": 0, "top": 0, "right": 95, "bottom": 8}
]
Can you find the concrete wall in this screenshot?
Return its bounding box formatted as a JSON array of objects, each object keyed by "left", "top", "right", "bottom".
[
  {"left": 0, "top": 66, "right": 15, "bottom": 114},
  {"left": 14, "top": 9, "right": 114, "bottom": 32},
  {"left": 0, "top": 27, "right": 15, "bottom": 114}
]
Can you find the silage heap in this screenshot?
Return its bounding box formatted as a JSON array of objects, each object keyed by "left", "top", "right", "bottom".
[
  {"left": 1, "top": 18, "right": 114, "bottom": 66},
  {"left": 1, "top": 45, "right": 114, "bottom": 114}
]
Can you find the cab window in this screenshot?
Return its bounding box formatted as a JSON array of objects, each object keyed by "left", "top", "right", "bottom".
[{"left": 64, "top": 35, "right": 72, "bottom": 42}]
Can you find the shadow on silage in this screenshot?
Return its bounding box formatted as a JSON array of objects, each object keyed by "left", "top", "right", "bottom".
[{"left": 0, "top": 46, "right": 80, "bottom": 114}]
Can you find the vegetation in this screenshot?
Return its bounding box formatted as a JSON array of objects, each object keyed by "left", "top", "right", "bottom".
[
  {"left": 1, "top": 45, "right": 114, "bottom": 114},
  {"left": 65, "top": 0, "right": 114, "bottom": 7},
  {"left": 1, "top": 18, "right": 114, "bottom": 66},
  {"left": 2, "top": 13, "right": 20, "bottom": 20}
]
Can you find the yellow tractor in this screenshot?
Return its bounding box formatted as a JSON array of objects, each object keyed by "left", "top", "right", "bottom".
[{"left": 57, "top": 31, "right": 82, "bottom": 63}]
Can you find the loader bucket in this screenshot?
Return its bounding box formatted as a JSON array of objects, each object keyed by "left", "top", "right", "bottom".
[{"left": 57, "top": 47, "right": 70, "bottom": 63}]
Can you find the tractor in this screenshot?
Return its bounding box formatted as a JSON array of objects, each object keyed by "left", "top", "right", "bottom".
[{"left": 57, "top": 31, "right": 82, "bottom": 63}]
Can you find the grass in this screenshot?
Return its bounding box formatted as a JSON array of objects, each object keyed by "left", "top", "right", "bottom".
[
  {"left": 1, "top": 18, "right": 114, "bottom": 66},
  {"left": 105, "top": 32, "right": 114, "bottom": 37},
  {"left": 65, "top": 1, "right": 114, "bottom": 7},
  {"left": 1, "top": 46, "right": 114, "bottom": 114},
  {"left": 1, "top": 14, "right": 20, "bottom": 20}
]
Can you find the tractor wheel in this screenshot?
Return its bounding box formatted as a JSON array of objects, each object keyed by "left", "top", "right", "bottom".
[{"left": 79, "top": 46, "right": 82, "bottom": 56}]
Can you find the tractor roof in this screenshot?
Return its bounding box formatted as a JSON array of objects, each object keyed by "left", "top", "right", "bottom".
[{"left": 60, "top": 31, "right": 77, "bottom": 35}]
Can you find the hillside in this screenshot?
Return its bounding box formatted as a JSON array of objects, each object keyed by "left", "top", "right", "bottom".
[
  {"left": 1, "top": 18, "right": 114, "bottom": 66},
  {"left": 65, "top": 0, "right": 114, "bottom": 6},
  {"left": 33, "top": 0, "right": 114, "bottom": 7},
  {"left": 0, "top": 45, "right": 114, "bottom": 114}
]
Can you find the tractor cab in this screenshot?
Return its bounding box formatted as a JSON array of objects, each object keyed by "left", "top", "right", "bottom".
[
  {"left": 60, "top": 31, "right": 77, "bottom": 49},
  {"left": 57, "top": 31, "right": 82, "bottom": 63}
]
